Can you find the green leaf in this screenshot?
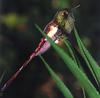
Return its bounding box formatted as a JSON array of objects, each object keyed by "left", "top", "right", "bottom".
[
  {"left": 35, "top": 24, "right": 100, "bottom": 98},
  {"left": 63, "top": 39, "right": 87, "bottom": 98},
  {"left": 73, "top": 27, "right": 100, "bottom": 85},
  {"left": 39, "top": 55, "right": 73, "bottom": 98},
  {"left": 63, "top": 39, "right": 77, "bottom": 64}
]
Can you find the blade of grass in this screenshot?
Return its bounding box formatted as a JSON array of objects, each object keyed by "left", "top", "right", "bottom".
[
  {"left": 63, "top": 39, "right": 87, "bottom": 98},
  {"left": 64, "top": 39, "right": 78, "bottom": 64},
  {"left": 73, "top": 28, "right": 96, "bottom": 84},
  {"left": 63, "top": 37, "right": 83, "bottom": 69},
  {"left": 73, "top": 27, "right": 100, "bottom": 85},
  {"left": 39, "top": 55, "right": 74, "bottom": 98},
  {"left": 35, "top": 24, "right": 100, "bottom": 98}
]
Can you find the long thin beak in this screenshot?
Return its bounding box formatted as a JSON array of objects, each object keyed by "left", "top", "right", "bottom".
[
  {"left": 69, "top": 12, "right": 75, "bottom": 19},
  {"left": 71, "top": 4, "right": 80, "bottom": 12},
  {"left": 69, "top": 4, "right": 80, "bottom": 19}
]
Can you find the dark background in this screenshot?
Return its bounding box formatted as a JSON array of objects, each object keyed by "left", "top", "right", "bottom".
[{"left": 0, "top": 0, "right": 100, "bottom": 98}]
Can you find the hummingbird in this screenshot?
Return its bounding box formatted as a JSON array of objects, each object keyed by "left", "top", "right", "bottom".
[{"left": 1, "top": 8, "right": 75, "bottom": 91}]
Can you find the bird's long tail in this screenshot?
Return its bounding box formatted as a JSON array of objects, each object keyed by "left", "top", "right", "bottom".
[{"left": 1, "top": 52, "right": 36, "bottom": 92}]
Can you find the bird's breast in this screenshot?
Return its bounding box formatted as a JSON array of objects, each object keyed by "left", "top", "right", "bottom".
[{"left": 47, "top": 25, "right": 58, "bottom": 38}]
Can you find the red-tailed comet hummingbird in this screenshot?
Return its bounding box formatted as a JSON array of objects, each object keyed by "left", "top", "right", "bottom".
[{"left": 1, "top": 8, "right": 75, "bottom": 91}]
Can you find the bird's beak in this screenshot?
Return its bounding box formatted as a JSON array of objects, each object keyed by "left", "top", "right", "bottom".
[{"left": 69, "top": 12, "right": 75, "bottom": 19}]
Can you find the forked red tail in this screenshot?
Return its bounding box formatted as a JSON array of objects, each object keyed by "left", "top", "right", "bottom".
[{"left": 1, "top": 52, "right": 36, "bottom": 91}]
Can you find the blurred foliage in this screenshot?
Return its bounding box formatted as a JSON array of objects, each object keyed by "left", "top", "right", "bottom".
[
  {"left": 52, "top": 0, "right": 70, "bottom": 8},
  {"left": 1, "top": 13, "right": 28, "bottom": 28}
]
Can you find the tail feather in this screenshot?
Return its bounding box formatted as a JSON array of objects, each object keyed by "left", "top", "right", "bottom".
[{"left": 1, "top": 52, "right": 36, "bottom": 91}]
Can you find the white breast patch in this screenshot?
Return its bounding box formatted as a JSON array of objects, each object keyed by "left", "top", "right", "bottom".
[
  {"left": 47, "top": 26, "right": 58, "bottom": 38},
  {"left": 45, "top": 25, "right": 60, "bottom": 44}
]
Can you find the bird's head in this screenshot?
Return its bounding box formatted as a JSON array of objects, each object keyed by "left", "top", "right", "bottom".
[{"left": 54, "top": 8, "right": 75, "bottom": 33}]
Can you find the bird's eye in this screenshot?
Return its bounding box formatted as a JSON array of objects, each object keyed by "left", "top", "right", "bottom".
[
  {"left": 64, "top": 11, "right": 68, "bottom": 16},
  {"left": 61, "top": 12, "right": 64, "bottom": 16},
  {"left": 61, "top": 11, "right": 68, "bottom": 16}
]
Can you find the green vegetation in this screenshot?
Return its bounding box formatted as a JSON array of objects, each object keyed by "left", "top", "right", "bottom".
[{"left": 35, "top": 24, "right": 100, "bottom": 98}]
